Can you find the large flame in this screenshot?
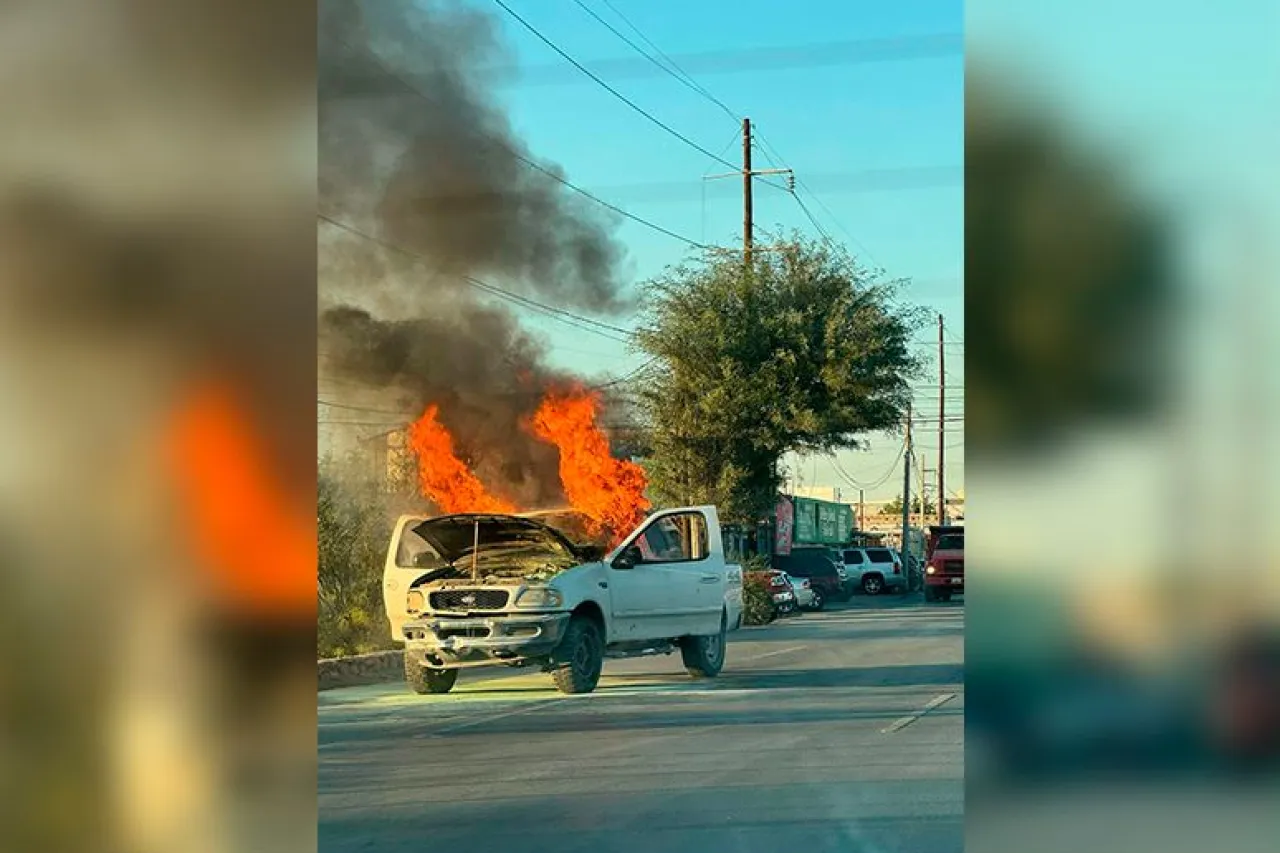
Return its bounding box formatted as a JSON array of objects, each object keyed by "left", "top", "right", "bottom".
[
  {"left": 408, "top": 404, "right": 514, "bottom": 514},
  {"left": 530, "top": 386, "right": 649, "bottom": 542},
  {"left": 166, "top": 381, "right": 316, "bottom": 617}
]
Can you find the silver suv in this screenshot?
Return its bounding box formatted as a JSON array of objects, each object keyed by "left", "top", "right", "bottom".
[{"left": 838, "top": 547, "right": 908, "bottom": 596}]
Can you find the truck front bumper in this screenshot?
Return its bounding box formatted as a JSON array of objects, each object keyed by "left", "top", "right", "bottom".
[
  {"left": 926, "top": 577, "right": 964, "bottom": 592},
  {"left": 402, "top": 612, "right": 571, "bottom": 669}
]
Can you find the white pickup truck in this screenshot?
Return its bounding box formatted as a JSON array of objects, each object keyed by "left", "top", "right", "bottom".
[{"left": 382, "top": 505, "right": 743, "bottom": 695}]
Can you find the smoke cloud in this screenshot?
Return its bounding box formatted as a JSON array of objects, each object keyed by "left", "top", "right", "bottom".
[{"left": 319, "top": 0, "right": 632, "bottom": 508}]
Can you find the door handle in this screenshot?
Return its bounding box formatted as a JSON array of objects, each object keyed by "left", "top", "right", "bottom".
[
  {"left": 598, "top": 581, "right": 608, "bottom": 589},
  {"left": 699, "top": 574, "right": 720, "bottom": 584}
]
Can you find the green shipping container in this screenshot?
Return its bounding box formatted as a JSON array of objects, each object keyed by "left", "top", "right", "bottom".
[{"left": 789, "top": 496, "right": 853, "bottom": 546}]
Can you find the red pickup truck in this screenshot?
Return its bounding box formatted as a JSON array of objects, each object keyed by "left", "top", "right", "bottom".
[{"left": 924, "top": 525, "right": 963, "bottom": 602}]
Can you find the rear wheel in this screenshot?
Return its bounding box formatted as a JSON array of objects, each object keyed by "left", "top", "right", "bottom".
[
  {"left": 681, "top": 612, "right": 727, "bottom": 678},
  {"left": 862, "top": 574, "right": 885, "bottom": 596},
  {"left": 405, "top": 655, "right": 458, "bottom": 695},
  {"left": 551, "top": 615, "right": 604, "bottom": 694}
]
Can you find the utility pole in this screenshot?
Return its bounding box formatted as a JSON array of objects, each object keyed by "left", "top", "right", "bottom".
[
  {"left": 743, "top": 117, "right": 753, "bottom": 267},
  {"left": 704, "top": 120, "right": 790, "bottom": 265},
  {"left": 900, "top": 403, "right": 913, "bottom": 565},
  {"left": 917, "top": 452, "right": 928, "bottom": 526},
  {"left": 858, "top": 489, "right": 865, "bottom": 533},
  {"left": 937, "top": 313, "right": 947, "bottom": 526}
]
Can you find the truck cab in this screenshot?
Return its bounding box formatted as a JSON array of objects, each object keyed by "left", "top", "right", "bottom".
[
  {"left": 382, "top": 505, "right": 743, "bottom": 695},
  {"left": 924, "top": 524, "right": 964, "bottom": 602}
]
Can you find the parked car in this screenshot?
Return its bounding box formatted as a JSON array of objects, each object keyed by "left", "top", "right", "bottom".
[
  {"left": 839, "top": 546, "right": 909, "bottom": 595},
  {"left": 383, "top": 505, "right": 743, "bottom": 695},
  {"left": 747, "top": 569, "right": 798, "bottom": 615},
  {"left": 773, "top": 547, "right": 847, "bottom": 602},
  {"left": 785, "top": 573, "right": 822, "bottom": 610}
]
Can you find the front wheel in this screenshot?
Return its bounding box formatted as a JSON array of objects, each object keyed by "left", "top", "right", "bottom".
[
  {"left": 405, "top": 655, "right": 458, "bottom": 695},
  {"left": 681, "top": 613, "right": 727, "bottom": 678},
  {"left": 809, "top": 588, "right": 825, "bottom": 611},
  {"left": 550, "top": 616, "right": 604, "bottom": 695}
]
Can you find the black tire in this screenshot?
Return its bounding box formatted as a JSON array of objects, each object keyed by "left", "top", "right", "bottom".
[
  {"left": 550, "top": 615, "right": 604, "bottom": 695},
  {"left": 862, "top": 574, "right": 885, "bottom": 596},
  {"left": 941, "top": 590, "right": 954, "bottom": 602},
  {"left": 924, "top": 586, "right": 938, "bottom": 603},
  {"left": 404, "top": 655, "right": 458, "bottom": 695},
  {"left": 681, "top": 612, "right": 727, "bottom": 678},
  {"left": 809, "top": 587, "right": 825, "bottom": 611}
]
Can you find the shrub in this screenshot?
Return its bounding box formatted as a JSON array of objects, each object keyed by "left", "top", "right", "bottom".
[
  {"left": 318, "top": 463, "right": 398, "bottom": 658},
  {"left": 741, "top": 556, "right": 778, "bottom": 627}
]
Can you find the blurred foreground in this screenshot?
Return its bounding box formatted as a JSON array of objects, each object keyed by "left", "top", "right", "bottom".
[
  {"left": 966, "top": 3, "right": 1279, "bottom": 850},
  {"left": 0, "top": 3, "right": 315, "bottom": 853}
]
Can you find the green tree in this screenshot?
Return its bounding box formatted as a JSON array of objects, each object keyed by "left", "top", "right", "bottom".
[
  {"left": 966, "top": 68, "right": 1172, "bottom": 458},
  {"left": 634, "top": 234, "right": 922, "bottom": 524},
  {"left": 880, "top": 494, "right": 937, "bottom": 516}
]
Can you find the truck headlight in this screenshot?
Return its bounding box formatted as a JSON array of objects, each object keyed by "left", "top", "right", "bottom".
[
  {"left": 926, "top": 565, "right": 936, "bottom": 575},
  {"left": 406, "top": 589, "right": 425, "bottom": 613},
  {"left": 514, "top": 587, "right": 563, "bottom": 608}
]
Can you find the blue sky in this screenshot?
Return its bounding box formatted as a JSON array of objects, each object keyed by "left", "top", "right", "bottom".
[{"left": 480, "top": 0, "right": 964, "bottom": 502}]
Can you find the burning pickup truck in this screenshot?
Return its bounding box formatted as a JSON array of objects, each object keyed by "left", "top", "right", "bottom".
[{"left": 382, "top": 505, "right": 743, "bottom": 695}]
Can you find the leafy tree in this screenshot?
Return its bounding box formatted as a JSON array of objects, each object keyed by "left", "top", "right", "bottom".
[
  {"left": 966, "top": 68, "right": 1172, "bottom": 458},
  {"left": 880, "top": 494, "right": 937, "bottom": 516},
  {"left": 634, "top": 233, "right": 923, "bottom": 524}
]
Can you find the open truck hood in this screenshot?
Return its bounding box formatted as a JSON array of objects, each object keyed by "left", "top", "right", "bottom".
[{"left": 405, "top": 513, "right": 598, "bottom": 573}]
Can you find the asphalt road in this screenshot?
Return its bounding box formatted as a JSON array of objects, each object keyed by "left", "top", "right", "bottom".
[{"left": 319, "top": 597, "right": 964, "bottom": 853}]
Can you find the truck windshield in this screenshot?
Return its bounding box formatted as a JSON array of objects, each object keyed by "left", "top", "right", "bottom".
[{"left": 935, "top": 534, "right": 964, "bottom": 551}]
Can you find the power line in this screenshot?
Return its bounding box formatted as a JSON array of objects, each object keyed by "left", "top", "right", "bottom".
[
  {"left": 571, "top": 0, "right": 735, "bottom": 123},
  {"left": 502, "top": 32, "right": 964, "bottom": 86},
  {"left": 318, "top": 399, "right": 417, "bottom": 417},
  {"left": 491, "top": 0, "right": 739, "bottom": 172},
  {"left": 591, "top": 356, "right": 660, "bottom": 389},
  {"left": 329, "top": 29, "right": 713, "bottom": 251},
  {"left": 593, "top": 0, "right": 740, "bottom": 122},
  {"left": 319, "top": 419, "right": 410, "bottom": 427},
  {"left": 319, "top": 213, "right": 635, "bottom": 344},
  {"left": 830, "top": 445, "right": 904, "bottom": 491}
]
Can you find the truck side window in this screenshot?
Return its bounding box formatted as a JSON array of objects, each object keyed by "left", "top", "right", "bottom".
[{"left": 637, "top": 512, "right": 709, "bottom": 563}]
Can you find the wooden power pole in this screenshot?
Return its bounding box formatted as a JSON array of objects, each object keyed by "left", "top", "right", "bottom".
[
  {"left": 704, "top": 119, "right": 790, "bottom": 264},
  {"left": 937, "top": 313, "right": 946, "bottom": 526},
  {"left": 900, "top": 403, "right": 913, "bottom": 561},
  {"left": 743, "top": 117, "right": 753, "bottom": 267}
]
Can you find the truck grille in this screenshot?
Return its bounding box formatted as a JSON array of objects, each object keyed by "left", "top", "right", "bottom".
[
  {"left": 942, "top": 560, "right": 964, "bottom": 577},
  {"left": 429, "top": 589, "right": 509, "bottom": 611}
]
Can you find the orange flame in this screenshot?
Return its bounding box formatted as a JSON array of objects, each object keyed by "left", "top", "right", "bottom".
[
  {"left": 408, "top": 404, "right": 514, "bottom": 514},
  {"left": 530, "top": 387, "right": 649, "bottom": 542},
  {"left": 166, "top": 381, "right": 316, "bottom": 618}
]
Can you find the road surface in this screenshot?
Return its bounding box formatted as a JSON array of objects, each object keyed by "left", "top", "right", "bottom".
[{"left": 319, "top": 598, "right": 964, "bottom": 852}]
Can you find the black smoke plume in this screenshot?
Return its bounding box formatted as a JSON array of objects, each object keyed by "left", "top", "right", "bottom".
[{"left": 319, "top": 0, "right": 631, "bottom": 506}]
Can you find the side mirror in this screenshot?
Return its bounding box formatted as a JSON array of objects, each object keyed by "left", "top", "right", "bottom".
[{"left": 612, "top": 545, "right": 642, "bottom": 571}]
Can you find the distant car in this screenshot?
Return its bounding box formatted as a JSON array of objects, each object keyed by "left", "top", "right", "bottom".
[
  {"left": 839, "top": 546, "right": 908, "bottom": 595},
  {"left": 773, "top": 548, "right": 846, "bottom": 602},
  {"left": 785, "top": 573, "right": 822, "bottom": 611},
  {"left": 747, "top": 569, "right": 797, "bottom": 615}
]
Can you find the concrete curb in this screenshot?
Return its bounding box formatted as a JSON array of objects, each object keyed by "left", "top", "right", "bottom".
[{"left": 318, "top": 649, "right": 403, "bottom": 691}]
